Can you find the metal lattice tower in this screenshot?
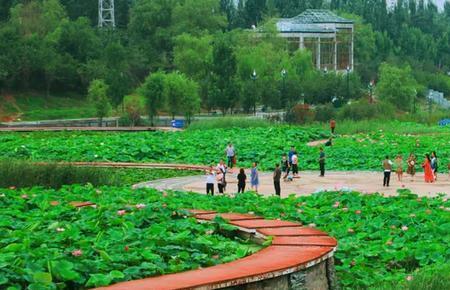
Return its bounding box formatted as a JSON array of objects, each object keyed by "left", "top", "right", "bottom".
[{"left": 98, "top": 0, "right": 115, "bottom": 28}]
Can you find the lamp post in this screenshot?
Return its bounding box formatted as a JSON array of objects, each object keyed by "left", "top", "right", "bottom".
[
  {"left": 413, "top": 89, "right": 417, "bottom": 114},
  {"left": 281, "top": 68, "right": 287, "bottom": 108},
  {"left": 346, "top": 66, "right": 350, "bottom": 100},
  {"left": 251, "top": 69, "right": 258, "bottom": 115}
]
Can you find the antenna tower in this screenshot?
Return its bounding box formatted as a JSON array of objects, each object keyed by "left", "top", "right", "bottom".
[{"left": 98, "top": 0, "right": 115, "bottom": 28}]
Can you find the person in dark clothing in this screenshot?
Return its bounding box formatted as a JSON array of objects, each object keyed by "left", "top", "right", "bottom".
[
  {"left": 237, "top": 168, "right": 246, "bottom": 193},
  {"left": 288, "top": 146, "right": 295, "bottom": 167},
  {"left": 325, "top": 137, "right": 333, "bottom": 147},
  {"left": 273, "top": 163, "right": 282, "bottom": 196},
  {"left": 319, "top": 147, "right": 325, "bottom": 177},
  {"left": 383, "top": 156, "right": 393, "bottom": 187},
  {"left": 281, "top": 153, "right": 290, "bottom": 180}
]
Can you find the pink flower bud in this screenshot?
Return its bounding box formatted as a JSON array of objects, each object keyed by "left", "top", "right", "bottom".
[
  {"left": 71, "top": 249, "right": 82, "bottom": 257},
  {"left": 117, "top": 210, "right": 126, "bottom": 216}
]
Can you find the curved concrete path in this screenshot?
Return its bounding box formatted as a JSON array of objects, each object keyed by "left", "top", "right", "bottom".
[{"left": 134, "top": 170, "right": 450, "bottom": 197}]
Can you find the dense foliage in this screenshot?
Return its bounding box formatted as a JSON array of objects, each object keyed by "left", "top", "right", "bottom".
[
  {"left": 1, "top": 186, "right": 448, "bottom": 289},
  {"left": 1, "top": 0, "right": 449, "bottom": 118},
  {"left": 0, "top": 127, "right": 448, "bottom": 171},
  {"left": 0, "top": 160, "right": 201, "bottom": 188},
  {"left": 0, "top": 185, "right": 260, "bottom": 289}
]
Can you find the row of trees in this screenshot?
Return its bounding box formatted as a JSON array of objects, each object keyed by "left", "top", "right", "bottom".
[{"left": 1, "top": 0, "right": 450, "bottom": 117}]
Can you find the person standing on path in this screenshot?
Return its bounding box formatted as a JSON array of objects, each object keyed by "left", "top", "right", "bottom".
[
  {"left": 395, "top": 154, "right": 403, "bottom": 183},
  {"left": 383, "top": 156, "right": 393, "bottom": 187},
  {"left": 330, "top": 119, "right": 336, "bottom": 134},
  {"left": 431, "top": 151, "right": 438, "bottom": 181},
  {"left": 288, "top": 146, "right": 295, "bottom": 167},
  {"left": 407, "top": 153, "right": 416, "bottom": 181},
  {"left": 282, "top": 153, "right": 290, "bottom": 180},
  {"left": 216, "top": 170, "right": 226, "bottom": 193},
  {"left": 319, "top": 147, "right": 326, "bottom": 177},
  {"left": 237, "top": 168, "right": 246, "bottom": 193},
  {"left": 206, "top": 166, "right": 215, "bottom": 196},
  {"left": 422, "top": 154, "right": 434, "bottom": 183},
  {"left": 292, "top": 151, "right": 299, "bottom": 178},
  {"left": 250, "top": 162, "right": 259, "bottom": 192},
  {"left": 273, "top": 163, "right": 282, "bottom": 196},
  {"left": 225, "top": 143, "right": 236, "bottom": 169}
]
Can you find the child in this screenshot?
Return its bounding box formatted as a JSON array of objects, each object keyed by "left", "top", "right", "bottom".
[
  {"left": 237, "top": 168, "right": 246, "bottom": 193},
  {"left": 216, "top": 170, "right": 226, "bottom": 193},
  {"left": 395, "top": 154, "right": 403, "bottom": 183},
  {"left": 292, "top": 151, "right": 299, "bottom": 178}
]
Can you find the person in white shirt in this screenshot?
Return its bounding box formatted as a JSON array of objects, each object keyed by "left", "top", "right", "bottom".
[
  {"left": 382, "top": 156, "right": 393, "bottom": 187},
  {"left": 206, "top": 166, "right": 216, "bottom": 195},
  {"left": 292, "top": 152, "right": 299, "bottom": 177}
]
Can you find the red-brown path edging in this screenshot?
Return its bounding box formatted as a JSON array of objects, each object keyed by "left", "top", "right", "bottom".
[
  {"left": 0, "top": 126, "right": 181, "bottom": 132},
  {"left": 95, "top": 210, "right": 338, "bottom": 290}
]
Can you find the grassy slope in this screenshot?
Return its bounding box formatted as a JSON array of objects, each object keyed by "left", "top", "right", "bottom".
[{"left": 0, "top": 93, "right": 96, "bottom": 121}]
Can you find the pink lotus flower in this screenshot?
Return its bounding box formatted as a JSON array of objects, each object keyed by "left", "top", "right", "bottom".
[
  {"left": 308, "top": 223, "right": 316, "bottom": 228},
  {"left": 297, "top": 209, "right": 303, "bottom": 214},
  {"left": 425, "top": 209, "right": 432, "bottom": 214},
  {"left": 136, "top": 203, "right": 146, "bottom": 209},
  {"left": 342, "top": 207, "right": 349, "bottom": 212},
  {"left": 71, "top": 249, "right": 82, "bottom": 257},
  {"left": 439, "top": 206, "right": 444, "bottom": 209},
  {"left": 355, "top": 210, "right": 361, "bottom": 215},
  {"left": 390, "top": 225, "right": 396, "bottom": 230},
  {"left": 386, "top": 240, "right": 393, "bottom": 246},
  {"left": 162, "top": 192, "right": 168, "bottom": 197},
  {"left": 21, "top": 194, "right": 29, "bottom": 199},
  {"left": 50, "top": 201, "right": 59, "bottom": 206},
  {"left": 401, "top": 226, "right": 408, "bottom": 231},
  {"left": 212, "top": 255, "right": 220, "bottom": 259},
  {"left": 348, "top": 228, "right": 355, "bottom": 233},
  {"left": 9, "top": 186, "right": 16, "bottom": 190},
  {"left": 443, "top": 198, "right": 448, "bottom": 202},
  {"left": 409, "top": 214, "right": 416, "bottom": 218},
  {"left": 117, "top": 210, "right": 126, "bottom": 216},
  {"left": 205, "top": 230, "right": 214, "bottom": 235},
  {"left": 350, "top": 260, "right": 356, "bottom": 266},
  {"left": 333, "top": 201, "right": 340, "bottom": 208},
  {"left": 56, "top": 228, "right": 65, "bottom": 232},
  {"left": 90, "top": 204, "right": 97, "bottom": 209},
  {"left": 162, "top": 203, "right": 167, "bottom": 208},
  {"left": 124, "top": 245, "right": 129, "bottom": 251},
  {"left": 406, "top": 275, "right": 413, "bottom": 281}
]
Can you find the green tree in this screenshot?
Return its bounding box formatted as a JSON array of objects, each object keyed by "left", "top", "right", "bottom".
[
  {"left": 88, "top": 79, "right": 111, "bottom": 126},
  {"left": 122, "top": 94, "right": 146, "bottom": 127},
  {"left": 210, "top": 33, "right": 239, "bottom": 113},
  {"left": 172, "top": 0, "right": 227, "bottom": 36},
  {"left": 376, "top": 63, "right": 418, "bottom": 111},
  {"left": 164, "top": 72, "right": 201, "bottom": 120},
  {"left": 139, "top": 71, "right": 166, "bottom": 126}
]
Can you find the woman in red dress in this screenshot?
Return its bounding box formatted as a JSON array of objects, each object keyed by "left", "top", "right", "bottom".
[{"left": 422, "top": 154, "right": 434, "bottom": 183}]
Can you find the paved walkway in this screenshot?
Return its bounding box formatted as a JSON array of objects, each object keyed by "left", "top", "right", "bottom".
[{"left": 135, "top": 170, "right": 450, "bottom": 197}]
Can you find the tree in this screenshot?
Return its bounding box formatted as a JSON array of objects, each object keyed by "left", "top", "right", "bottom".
[
  {"left": 376, "top": 63, "right": 418, "bottom": 111},
  {"left": 210, "top": 33, "right": 238, "bottom": 113},
  {"left": 87, "top": 79, "right": 111, "bottom": 126},
  {"left": 139, "top": 71, "right": 166, "bottom": 126},
  {"left": 163, "top": 72, "right": 200, "bottom": 120},
  {"left": 171, "top": 0, "right": 227, "bottom": 36},
  {"left": 122, "top": 94, "right": 146, "bottom": 127}
]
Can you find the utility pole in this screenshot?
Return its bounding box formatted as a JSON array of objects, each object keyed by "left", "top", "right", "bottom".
[{"left": 98, "top": 0, "right": 115, "bottom": 28}]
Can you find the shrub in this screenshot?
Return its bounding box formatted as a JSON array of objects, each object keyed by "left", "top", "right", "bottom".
[
  {"left": 188, "top": 116, "right": 272, "bottom": 130},
  {"left": 285, "top": 104, "right": 315, "bottom": 124},
  {"left": 337, "top": 100, "right": 395, "bottom": 121},
  {"left": 0, "top": 160, "right": 117, "bottom": 188},
  {"left": 314, "top": 104, "right": 336, "bottom": 122}
]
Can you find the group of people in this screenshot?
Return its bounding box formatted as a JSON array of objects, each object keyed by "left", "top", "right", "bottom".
[
  {"left": 382, "top": 151, "right": 441, "bottom": 187},
  {"left": 205, "top": 143, "right": 327, "bottom": 197}
]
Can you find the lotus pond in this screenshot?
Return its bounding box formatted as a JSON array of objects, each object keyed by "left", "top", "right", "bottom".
[
  {"left": 0, "top": 127, "right": 449, "bottom": 171},
  {"left": 1, "top": 185, "right": 449, "bottom": 289}
]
